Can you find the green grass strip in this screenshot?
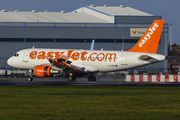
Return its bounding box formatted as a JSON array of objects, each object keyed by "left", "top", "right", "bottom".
[{"left": 0, "top": 86, "right": 180, "bottom": 120}]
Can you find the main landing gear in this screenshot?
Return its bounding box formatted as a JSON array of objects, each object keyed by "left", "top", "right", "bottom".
[
  {"left": 27, "top": 69, "right": 33, "bottom": 81},
  {"left": 66, "top": 73, "right": 76, "bottom": 82},
  {"left": 66, "top": 73, "right": 96, "bottom": 82},
  {"left": 28, "top": 77, "right": 33, "bottom": 81},
  {"left": 67, "top": 76, "right": 76, "bottom": 82}
]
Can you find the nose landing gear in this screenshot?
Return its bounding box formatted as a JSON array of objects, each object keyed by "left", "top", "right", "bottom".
[{"left": 27, "top": 69, "right": 33, "bottom": 81}]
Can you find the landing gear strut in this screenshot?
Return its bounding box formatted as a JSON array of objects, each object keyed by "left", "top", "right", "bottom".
[
  {"left": 28, "top": 69, "right": 33, "bottom": 81},
  {"left": 66, "top": 73, "right": 76, "bottom": 82}
]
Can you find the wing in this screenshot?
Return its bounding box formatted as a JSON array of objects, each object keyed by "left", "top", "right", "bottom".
[{"left": 49, "top": 58, "right": 99, "bottom": 73}]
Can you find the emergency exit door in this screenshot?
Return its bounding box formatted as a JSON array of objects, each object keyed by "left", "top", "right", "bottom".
[
  {"left": 23, "top": 51, "right": 29, "bottom": 62},
  {"left": 121, "top": 54, "right": 127, "bottom": 65}
]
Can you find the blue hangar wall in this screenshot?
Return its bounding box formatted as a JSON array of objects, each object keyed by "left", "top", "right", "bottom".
[{"left": 0, "top": 16, "right": 168, "bottom": 74}]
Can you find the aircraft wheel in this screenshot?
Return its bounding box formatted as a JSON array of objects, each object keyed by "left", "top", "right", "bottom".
[
  {"left": 92, "top": 76, "right": 96, "bottom": 81},
  {"left": 88, "top": 76, "right": 91, "bottom": 81},
  {"left": 67, "top": 76, "right": 76, "bottom": 82},
  {"left": 27, "top": 77, "right": 33, "bottom": 81}
]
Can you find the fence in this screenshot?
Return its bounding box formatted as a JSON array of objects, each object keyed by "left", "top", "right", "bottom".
[{"left": 126, "top": 75, "right": 180, "bottom": 82}]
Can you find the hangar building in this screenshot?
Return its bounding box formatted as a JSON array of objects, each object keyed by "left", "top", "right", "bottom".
[{"left": 0, "top": 5, "right": 168, "bottom": 73}]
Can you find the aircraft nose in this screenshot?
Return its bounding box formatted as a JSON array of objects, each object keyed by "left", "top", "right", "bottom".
[{"left": 7, "top": 57, "right": 13, "bottom": 66}]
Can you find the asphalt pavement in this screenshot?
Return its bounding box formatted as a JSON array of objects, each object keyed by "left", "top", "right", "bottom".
[{"left": 0, "top": 76, "right": 180, "bottom": 87}]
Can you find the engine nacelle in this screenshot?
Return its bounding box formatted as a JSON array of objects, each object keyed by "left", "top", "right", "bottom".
[{"left": 34, "top": 65, "right": 59, "bottom": 77}]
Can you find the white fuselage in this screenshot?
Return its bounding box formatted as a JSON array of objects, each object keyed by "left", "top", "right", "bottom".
[{"left": 7, "top": 48, "right": 166, "bottom": 72}]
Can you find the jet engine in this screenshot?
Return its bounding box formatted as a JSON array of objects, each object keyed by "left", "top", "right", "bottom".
[{"left": 34, "top": 65, "right": 59, "bottom": 77}]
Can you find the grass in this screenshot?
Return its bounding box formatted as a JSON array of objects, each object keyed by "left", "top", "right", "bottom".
[{"left": 0, "top": 86, "right": 180, "bottom": 120}]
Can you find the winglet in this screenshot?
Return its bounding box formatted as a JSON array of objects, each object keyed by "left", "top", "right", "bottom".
[
  {"left": 127, "top": 20, "right": 164, "bottom": 54},
  {"left": 90, "top": 39, "right": 95, "bottom": 50}
]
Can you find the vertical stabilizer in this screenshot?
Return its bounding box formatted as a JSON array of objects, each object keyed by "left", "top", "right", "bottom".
[{"left": 127, "top": 20, "right": 164, "bottom": 53}]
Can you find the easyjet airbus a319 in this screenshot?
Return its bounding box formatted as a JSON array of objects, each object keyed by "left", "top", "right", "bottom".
[{"left": 7, "top": 20, "right": 167, "bottom": 81}]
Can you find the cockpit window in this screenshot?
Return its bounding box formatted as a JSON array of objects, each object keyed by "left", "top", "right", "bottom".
[{"left": 14, "top": 53, "right": 19, "bottom": 57}]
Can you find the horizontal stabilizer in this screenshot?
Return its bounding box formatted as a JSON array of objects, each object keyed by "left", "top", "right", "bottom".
[{"left": 139, "top": 55, "right": 159, "bottom": 63}]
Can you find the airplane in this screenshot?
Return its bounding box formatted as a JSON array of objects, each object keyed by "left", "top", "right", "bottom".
[{"left": 7, "top": 19, "right": 166, "bottom": 82}]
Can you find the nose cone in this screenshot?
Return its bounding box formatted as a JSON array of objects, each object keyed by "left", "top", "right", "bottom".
[{"left": 7, "top": 57, "right": 13, "bottom": 67}]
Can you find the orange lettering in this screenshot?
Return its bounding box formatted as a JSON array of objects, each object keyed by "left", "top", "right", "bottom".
[
  {"left": 66, "top": 50, "right": 74, "bottom": 60},
  {"left": 37, "top": 51, "right": 46, "bottom": 59},
  {"left": 97, "top": 53, "right": 105, "bottom": 61},
  {"left": 90, "top": 53, "right": 97, "bottom": 61},
  {"left": 72, "top": 52, "right": 80, "bottom": 61},
  {"left": 29, "top": 51, "right": 37, "bottom": 59},
  {"left": 55, "top": 52, "right": 64, "bottom": 59},
  {"left": 61, "top": 55, "right": 67, "bottom": 60},
  {"left": 29, "top": 50, "right": 116, "bottom": 62},
  {"left": 105, "top": 53, "right": 116, "bottom": 62},
  {"left": 46, "top": 52, "right": 54, "bottom": 60},
  {"left": 81, "top": 51, "right": 88, "bottom": 61}
]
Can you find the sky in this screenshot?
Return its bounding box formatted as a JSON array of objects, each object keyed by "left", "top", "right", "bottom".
[{"left": 0, "top": 0, "right": 179, "bottom": 44}]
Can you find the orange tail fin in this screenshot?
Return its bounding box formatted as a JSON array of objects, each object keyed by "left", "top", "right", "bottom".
[{"left": 127, "top": 20, "right": 164, "bottom": 53}]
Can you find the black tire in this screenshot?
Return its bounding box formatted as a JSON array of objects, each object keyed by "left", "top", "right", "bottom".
[
  {"left": 27, "top": 77, "right": 33, "bottom": 81},
  {"left": 67, "top": 76, "right": 76, "bottom": 82},
  {"left": 92, "top": 76, "right": 96, "bottom": 81},
  {"left": 88, "top": 76, "right": 91, "bottom": 81}
]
